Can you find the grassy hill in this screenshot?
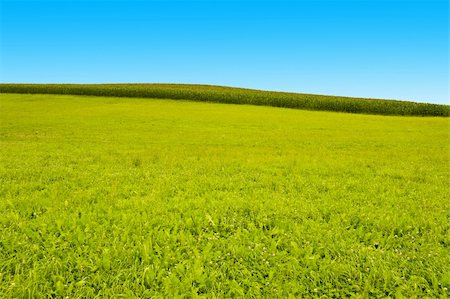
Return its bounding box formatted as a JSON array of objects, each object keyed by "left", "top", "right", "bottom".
[
  {"left": 0, "top": 93, "right": 448, "bottom": 297},
  {"left": 0, "top": 83, "right": 448, "bottom": 116}
]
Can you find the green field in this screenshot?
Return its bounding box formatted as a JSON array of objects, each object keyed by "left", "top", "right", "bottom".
[
  {"left": 1, "top": 83, "right": 449, "bottom": 116},
  {"left": 1, "top": 92, "right": 449, "bottom": 297}
]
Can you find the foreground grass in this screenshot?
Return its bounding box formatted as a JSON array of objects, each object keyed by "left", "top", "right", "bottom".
[
  {"left": 0, "top": 83, "right": 449, "bottom": 116},
  {"left": 0, "top": 93, "right": 449, "bottom": 297}
]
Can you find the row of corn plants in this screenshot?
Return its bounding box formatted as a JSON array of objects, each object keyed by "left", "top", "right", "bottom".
[{"left": 0, "top": 83, "right": 448, "bottom": 116}]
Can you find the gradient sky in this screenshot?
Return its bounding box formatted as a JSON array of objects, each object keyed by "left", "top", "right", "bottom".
[{"left": 1, "top": 0, "right": 448, "bottom": 104}]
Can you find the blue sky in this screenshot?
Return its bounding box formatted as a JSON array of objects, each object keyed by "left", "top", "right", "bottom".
[{"left": 1, "top": 0, "right": 448, "bottom": 104}]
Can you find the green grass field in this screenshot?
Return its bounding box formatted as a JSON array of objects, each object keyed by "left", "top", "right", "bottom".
[{"left": 1, "top": 93, "right": 449, "bottom": 297}]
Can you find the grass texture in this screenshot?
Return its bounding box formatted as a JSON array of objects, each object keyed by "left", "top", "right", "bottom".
[
  {"left": 0, "top": 83, "right": 448, "bottom": 116},
  {"left": 1, "top": 93, "right": 449, "bottom": 297}
]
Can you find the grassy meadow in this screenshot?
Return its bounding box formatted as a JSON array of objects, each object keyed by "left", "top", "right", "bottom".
[{"left": 0, "top": 93, "right": 449, "bottom": 297}]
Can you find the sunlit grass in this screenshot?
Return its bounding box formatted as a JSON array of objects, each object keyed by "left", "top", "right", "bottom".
[{"left": 0, "top": 93, "right": 449, "bottom": 297}]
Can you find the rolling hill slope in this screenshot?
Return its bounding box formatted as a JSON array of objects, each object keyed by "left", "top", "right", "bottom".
[{"left": 0, "top": 83, "right": 448, "bottom": 116}]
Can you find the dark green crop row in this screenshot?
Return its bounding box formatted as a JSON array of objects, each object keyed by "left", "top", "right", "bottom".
[{"left": 0, "top": 83, "right": 448, "bottom": 116}]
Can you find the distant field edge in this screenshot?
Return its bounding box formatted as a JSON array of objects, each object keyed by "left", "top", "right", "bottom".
[{"left": 0, "top": 83, "right": 448, "bottom": 116}]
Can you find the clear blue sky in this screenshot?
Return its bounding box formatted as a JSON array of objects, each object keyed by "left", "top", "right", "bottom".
[{"left": 1, "top": 0, "right": 448, "bottom": 104}]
